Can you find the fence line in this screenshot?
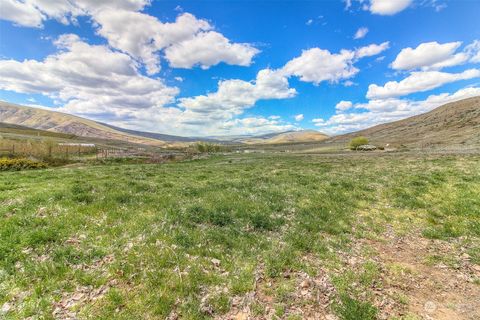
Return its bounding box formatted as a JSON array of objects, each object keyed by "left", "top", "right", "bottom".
[{"left": 0, "top": 143, "right": 171, "bottom": 160}]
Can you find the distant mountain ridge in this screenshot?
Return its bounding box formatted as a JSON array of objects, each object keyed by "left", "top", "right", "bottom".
[
  {"left": 0, "top": 101, "right": 193, "bottom": 145},
  {"left": 100, "top": 123, "right": 218, "bottom": 143}
]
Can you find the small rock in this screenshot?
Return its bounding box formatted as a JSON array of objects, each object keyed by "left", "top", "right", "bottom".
[
  {"left": 300, "top": 280, "right": 310, "bottom": 288},
  {"left": 234, "top": 312, "right": 248, "bottom": 320},
  {"left": 424, "top": 301, "right": 437, "bottom": 313},
  {"left": 325, "top": 314, "right": 337, "bottom": 320},
  {"left": 1, "top": 302, "right": 12, "bottom": 313},
  {"left": 211, "top": 258, "right": 221, "bottom": 267}
]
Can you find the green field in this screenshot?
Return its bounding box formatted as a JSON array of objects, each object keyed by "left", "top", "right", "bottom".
[{"left": 1, "top": 153, "right": 479, "bottom": 319}]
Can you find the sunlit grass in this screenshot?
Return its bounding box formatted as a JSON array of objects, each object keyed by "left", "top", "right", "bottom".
[{"left": 0, "top": 153, "right": 479, "bottom": 319}]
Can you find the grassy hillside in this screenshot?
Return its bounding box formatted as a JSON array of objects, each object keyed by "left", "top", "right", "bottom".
[
  {"left": 327, "top": 96, "right": 480, "bottom": 150},
  {"left": 0, "top": 122, "right": 76, "bottom": 139},
  {"left": 0, "top": 101, "right": 170, "bottom": 146},
  {"left": 241, "top": 130, "right": 329, "bottom": 144},
  {"left": 1, "top": 153, "right": 479, "bottom": 319}
]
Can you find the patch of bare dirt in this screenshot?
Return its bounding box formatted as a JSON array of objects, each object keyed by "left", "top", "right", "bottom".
[
  {"left": 218, "top": 265, "right": 338, "bottom": 320},
  {"left": 363, "top": 231, "right": 480, "bottom": 320},
  {"left": 52, "top": 253, "right": 116, "bottom": 319},
  {"left": 52, "top": 280, "right": 117, "bottom": 320}
]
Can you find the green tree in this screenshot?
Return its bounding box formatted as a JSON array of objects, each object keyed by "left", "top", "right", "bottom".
[{"left": 349, "top": 136, "right": 369, "bottom": 150}]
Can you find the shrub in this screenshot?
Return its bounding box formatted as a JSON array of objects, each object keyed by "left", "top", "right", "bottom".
[
  {"left": 194, "top": 142, "right": 223, "bottom": 153},
  {"left": 0, "top": 157, "right": 47, "bottom": 171},
  {"left": 349, "top": 136, "right": 369, "bottom": 150}
]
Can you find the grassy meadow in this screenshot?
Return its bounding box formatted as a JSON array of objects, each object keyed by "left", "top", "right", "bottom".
[{"left": 0, "top": 153, "right": 479, "bottom": 319}]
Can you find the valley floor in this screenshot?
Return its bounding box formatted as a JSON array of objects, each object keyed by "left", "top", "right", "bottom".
[{"left": 0, "top": 153, "right": 479, "bottom": 319}]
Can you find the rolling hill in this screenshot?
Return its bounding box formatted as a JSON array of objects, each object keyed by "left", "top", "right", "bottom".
[
  {"left": 0, "top": 101, "right": 189, "bottom": 146},
  {"left": 0, "top": 122, "right": 76, "bottom": 139},
  {"left": 241, "top": 130, "right": 329, "bottom": 144},
  {"left": 326, "top": 96, "right": 480, "bottom": 150},
  {"left": 0, "top": 101, "right": 330, "bottom": 146}
]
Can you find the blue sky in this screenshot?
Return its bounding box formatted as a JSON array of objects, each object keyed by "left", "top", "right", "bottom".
[{"left": 0, "top": 0, "right": 479, "bottom": 136}]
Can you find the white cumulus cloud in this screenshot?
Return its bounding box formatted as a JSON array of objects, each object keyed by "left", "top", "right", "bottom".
[
  {"left": 369, "top": 0, "right": 412, "bottom": 15},
  {"left": 0, "top": 1, "right": 259, "bottom": 74},
  {"left": 335, "top": 100, "right": 353, "bottom": 113},
  {"left": 0, "top": 34, "right": 179, "bottom": 117},
  {"left": 354, "top": 42, "right": 390, "bottom": 59},
  {"left": 179, "top": 69, "right": 296, "bottom": 118},
  {"left": 164, "top": 31, "right": 259, "bottom": 69},
  {"left": 391, "top": 41, "right": 469, "bottom": 71},
  {"left": 366, "top": 69, "right": 480, "bottom": 99},
  {"left": 0, "top": 0, "right": 45, "bottom": 27},
  {"left": 354, "top": 27, "right": 369, "bottom": 39},
  {"left": 282, "top": 42, "right": 389, "bottom": 85}
]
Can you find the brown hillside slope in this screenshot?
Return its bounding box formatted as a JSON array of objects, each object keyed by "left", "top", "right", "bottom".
[
  {"left": 242, "top": 130, "right": 329, "bottom": 144},
  {"left": 327, "top": 96, "right": 480, "bottom": 150},
  {"left": 0, "top": 101, "right": 166, "bottom": 146}
]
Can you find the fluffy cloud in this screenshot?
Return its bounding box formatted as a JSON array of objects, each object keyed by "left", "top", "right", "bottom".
[
  {"left": 345, "top": 0, "right": 412, "bottom": 15},
  {"left": 354, "top": 27, "right": 368, "bottom": 39},
  {"left": 93, "top": 11, "right": 212, "bottom": 74},
  {"left": 0, "top": 0, "right": 45, "bottom": 27},
  {"left": 314, "top": 86, "right": 480, "bottom": 134},
  {"left": 0, "top": 34, "right": 178, "bottom": 117},
  {"left": 335, "top": 100, "right": 353, "bottom": 113},
  {"left": 294, "top": 114, "right": 304, "bottom": 121},
  {"left": 354, "top": 42, "right": 390, "bottom": 59},
  {"left": 164, "top": 31, "right": 259, "bottom": 69},
  {"left": 179, "top": 69, "right": 296, "bottom": 120},
  {"left": 282, "top": 43, "right": 388, "bottom": 85},
  {"left": 163, "top": 69, "right": 299, "bottom": 135},
  {"left": 369, "top": 0, "right": 412, "bottom": 15},
  {"left": 391, "top": 41, "right": 469, "bottom": 70},
  {"left": 94, "top": 9, "right": 259, "bottom": 74},
  {"left": 0, "top": 0, "right": 149, "bottom": 27},
  {"left": 0, "top": 1, "right": 259, "bottom": 74},
  {"left": 366, "top": 69, "right": 480, "bottom": 99},
  {"left": 0, "top": 34, "right": 294, "bottom": 136},
  {"left": 282, "top": 48, "right": 358, "bottom": 85}
]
